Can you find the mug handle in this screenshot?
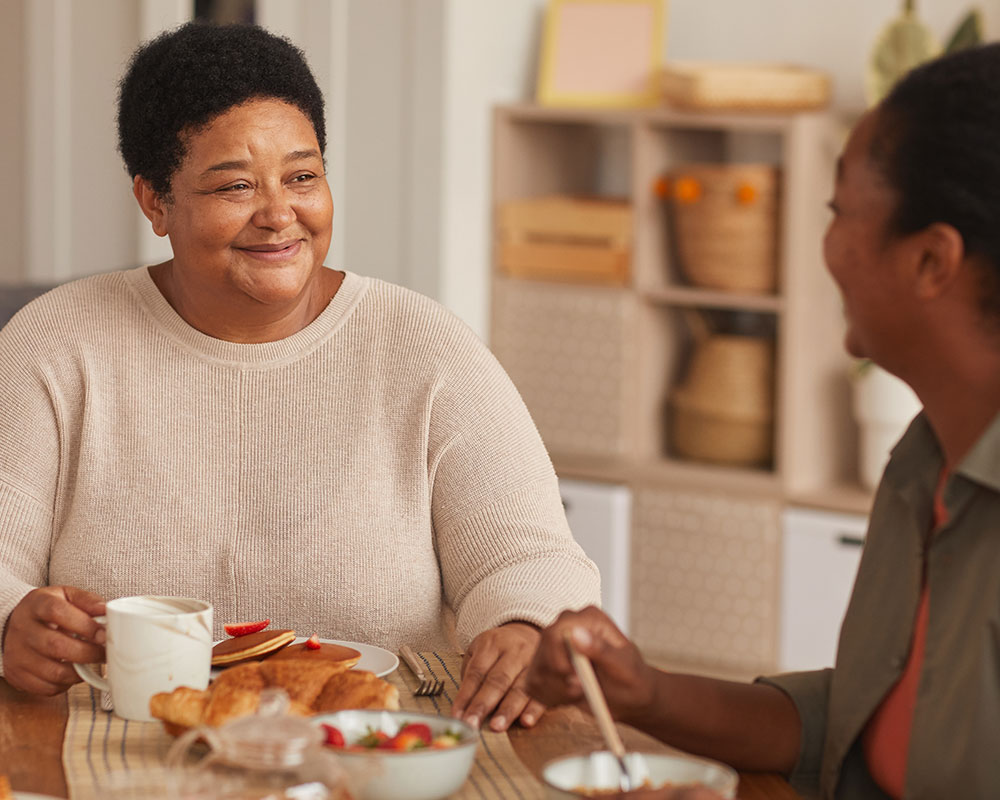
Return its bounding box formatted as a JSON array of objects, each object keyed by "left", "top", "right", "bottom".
[{"left": 72, "top": 614, "right": 110, "bottom": 692}]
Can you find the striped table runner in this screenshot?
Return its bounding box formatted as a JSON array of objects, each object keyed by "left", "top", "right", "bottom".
[{"left": 63, "top": 651, "right": 545, "bottom": 799}]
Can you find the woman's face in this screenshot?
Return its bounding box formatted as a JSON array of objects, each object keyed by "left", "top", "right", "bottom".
[
  {"left": 151, "top": 98, "right": 333, "bottom": 309},
  {"left": 823, "top": 111, "right": 916, "bottom": 363}
]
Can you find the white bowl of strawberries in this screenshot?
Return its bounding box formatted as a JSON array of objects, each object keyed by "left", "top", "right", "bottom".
[{"left": 314, "top": 709, "right": 477, "bottom": 800}]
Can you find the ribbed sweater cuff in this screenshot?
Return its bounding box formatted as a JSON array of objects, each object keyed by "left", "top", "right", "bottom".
[{"left": 455, "top": 555, "right": 601, "bottom": 648}]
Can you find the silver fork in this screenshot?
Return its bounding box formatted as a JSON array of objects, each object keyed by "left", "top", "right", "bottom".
[{"left": 399, "top": 645, "right": 444, "bottom": 696}]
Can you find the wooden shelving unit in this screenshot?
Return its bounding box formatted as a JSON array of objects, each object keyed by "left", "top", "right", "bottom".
[{"left": 489, "top": 103, "right": 873, "bottom": 674}]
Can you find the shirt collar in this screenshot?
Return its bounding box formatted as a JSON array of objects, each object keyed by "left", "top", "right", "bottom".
[
  {"left": 883, "top": 412, "right": 942, "bottom": 508},
  {"left": 883, "top": 409, "right": 1000, "bottom": 529},
  {"left": 955, "top": 409, "right": 1000, "bottom": 492}
]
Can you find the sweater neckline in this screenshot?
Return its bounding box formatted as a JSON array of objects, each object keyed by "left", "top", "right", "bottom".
[{"left": 123, "top": 266, "right": 366, "bottom": 367}]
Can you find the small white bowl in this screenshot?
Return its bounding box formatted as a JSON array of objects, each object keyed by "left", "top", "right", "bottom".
[
  {"left": 542, "top": 750, "right": 739, "bottom": 798},
  {"left": 313, "top": 709, "right": 477, "bottom": 800}
]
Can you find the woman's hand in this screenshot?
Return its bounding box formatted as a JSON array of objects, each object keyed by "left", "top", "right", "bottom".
[
  {"left": 2, "top": 586, "right": 106, "bottom": 695},
  {"left": 526, "top": 606, "right": 657, "bottom": 724},
  {"left": 452, "top": 621, "right": 546, "bottom": 732}
]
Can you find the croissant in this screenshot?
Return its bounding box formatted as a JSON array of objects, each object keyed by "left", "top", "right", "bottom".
[
  {"left": 314, "top": 668, "right": 401, "bottom": 713},
  {"left": 150, "top": 658, "right": 399, "bottom": 733}
]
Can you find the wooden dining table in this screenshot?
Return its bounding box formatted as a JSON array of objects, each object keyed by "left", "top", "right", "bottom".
[{"left": 0, "top": 678, "right": 800, "bottom": 799}]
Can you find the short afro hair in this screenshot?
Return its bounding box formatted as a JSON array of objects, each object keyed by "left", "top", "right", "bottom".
[
  {"left": 871, "top": 43, "right": 1000, "bottom": 320},
  {"left": 117, "top": 22, "right": 325, "bottom": 198}
]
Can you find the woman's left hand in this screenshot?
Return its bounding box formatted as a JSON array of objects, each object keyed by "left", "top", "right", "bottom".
[{"left": 452, "top": 621, "right": 546, "bottom": 732}]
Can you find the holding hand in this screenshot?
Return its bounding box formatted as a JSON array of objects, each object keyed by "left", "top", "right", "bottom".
[
  {"left": 452, "top": 621, "right": 546, "bottom": 732},
  {"left": 2, "top": 586, "right": 107, "bottom": 695},
  {"left": 526, "top": 606, "right": 657, "bottom": 725}
]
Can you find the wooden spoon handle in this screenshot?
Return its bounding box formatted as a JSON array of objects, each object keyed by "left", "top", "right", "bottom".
[{"left": 564, "top": 634, "right": 627, "bottom": 760}]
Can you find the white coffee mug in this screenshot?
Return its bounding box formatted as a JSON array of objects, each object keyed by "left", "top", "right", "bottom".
[{"left": 74, "top": 595, "right": 212, "bottom": 722}]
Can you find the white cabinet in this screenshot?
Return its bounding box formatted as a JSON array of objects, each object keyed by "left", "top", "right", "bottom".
[
  {"left": 560, "top": 479, "right": 631, "bottom": 634},
  {"left": 779, "top": 507, "right": 866, "bottom": 671}
]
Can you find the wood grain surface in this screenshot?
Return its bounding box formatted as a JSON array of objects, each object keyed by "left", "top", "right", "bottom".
[{"left": 0, "top": 679, "right": 69, "bottom": 797}]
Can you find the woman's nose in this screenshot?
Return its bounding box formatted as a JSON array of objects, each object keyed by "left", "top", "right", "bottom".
[{"left": 252, "top": 187, "right": 296, "bottom": 231}]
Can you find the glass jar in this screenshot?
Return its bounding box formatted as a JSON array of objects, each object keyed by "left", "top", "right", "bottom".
[{"left": 161, "top": 689, "right": 356, "bottom": 799}]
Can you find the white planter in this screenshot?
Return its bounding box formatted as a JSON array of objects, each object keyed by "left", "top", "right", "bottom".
[{"left": 853, "top": 364, "right": 921, "bottom": 490}]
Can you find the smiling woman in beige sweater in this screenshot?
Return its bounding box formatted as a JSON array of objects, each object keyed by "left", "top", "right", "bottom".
[{"left": 0, "top": 22, "right": 599, "bottom": 734}]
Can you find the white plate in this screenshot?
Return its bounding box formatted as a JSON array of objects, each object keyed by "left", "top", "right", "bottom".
[{"left": 211, "top": 637, "right": 398, "bottom": 678}]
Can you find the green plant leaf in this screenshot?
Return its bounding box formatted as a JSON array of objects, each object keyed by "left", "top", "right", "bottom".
[
  {"left": 865, "top": 5, "right": 942, "bottom": 106},
  {"left": 944, "top": 8, "right": 984, "bottom": 53},
  {"left": 853, "top": 358, "right": 875, "bottom": 378}
]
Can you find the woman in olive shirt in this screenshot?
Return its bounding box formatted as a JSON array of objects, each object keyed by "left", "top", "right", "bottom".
[{"left": 527, "top": 43, "right": 1000, "bottom": 800}]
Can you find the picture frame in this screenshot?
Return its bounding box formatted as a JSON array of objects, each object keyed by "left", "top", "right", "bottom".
[{"left": 536, "top": 0, "right": 667, "bottom": 108}]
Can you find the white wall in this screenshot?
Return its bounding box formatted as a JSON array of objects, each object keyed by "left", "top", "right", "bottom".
[
  {"left": 70, "top": 2, "right": 143, "bottom": 278},
  {"left": 0, "top": 0, "right": 25, "bottom": 283},
  {"left": 18, "top": 0, "right": 141, "bottom": 284},
  {"left": 438, "top": 1, "right": 544, "bottom": 337}
]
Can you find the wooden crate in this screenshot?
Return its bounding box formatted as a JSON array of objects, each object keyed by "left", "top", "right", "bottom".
[{"left": 496, "top": 195, "right": 631, "bottom": 286}]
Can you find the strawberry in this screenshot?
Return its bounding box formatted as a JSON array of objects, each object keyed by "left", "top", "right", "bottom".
[
  {"left": 223, "top": 619, "right": 270, "bottom": 637},
  {"left": 397, "top": 723, "right": 432, "bottom": 745},
  {"left": 321, "top": 724, "right": 345, "bottom": 748},
  {"left": 359, "top": 730, "right": 390, "bottom": 748},
  {"left": 304, "top": 634, "right": 321, "bottom": 650},
  {"left": 431, "top": 732, "right": 461, "bottom": 749},
  {"left": 388, "top": 731, "right": 428, "bottom": 751}
]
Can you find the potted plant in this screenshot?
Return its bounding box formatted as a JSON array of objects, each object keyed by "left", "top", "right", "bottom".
[{"left": 852, "top": 360, "right": 922, "bottom": 489}]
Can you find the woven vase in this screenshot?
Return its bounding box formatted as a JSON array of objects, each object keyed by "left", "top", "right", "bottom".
[{"left": 671, "top": 334, "right": 775, "bottom": 466}]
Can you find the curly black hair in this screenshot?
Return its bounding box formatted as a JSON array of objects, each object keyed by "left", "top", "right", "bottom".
[
  {"left": 117, "top": 21, "right": 325, "bottom": 198},
  {"left": 871, "top": 43, "right": 1000, "bottom": 318}
]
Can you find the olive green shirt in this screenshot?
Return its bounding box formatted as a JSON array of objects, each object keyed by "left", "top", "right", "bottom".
[{"left": 763, "top": 411, "right": 1000, "bottom": 799}]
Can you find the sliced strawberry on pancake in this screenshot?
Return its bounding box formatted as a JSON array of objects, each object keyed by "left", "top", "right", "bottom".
[{"left": 224, "top": 619, "right": 270, "bottom": 637}]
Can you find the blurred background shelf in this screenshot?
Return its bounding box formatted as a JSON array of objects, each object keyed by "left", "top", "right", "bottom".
[{"left": 490, "top": 103, "right": 872, "bottom": 675}]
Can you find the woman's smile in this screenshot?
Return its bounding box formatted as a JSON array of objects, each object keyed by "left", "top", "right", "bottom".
[{"left": 236, "top": 240, "right": 304, "bottom": 262}]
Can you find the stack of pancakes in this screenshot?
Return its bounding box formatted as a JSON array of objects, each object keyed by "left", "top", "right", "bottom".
[
  {"left": 151, "top": 631, "right": 399, "bottom": 733},
  {"left": 210, "top": 629, "right": 360, "bottom": 668}
]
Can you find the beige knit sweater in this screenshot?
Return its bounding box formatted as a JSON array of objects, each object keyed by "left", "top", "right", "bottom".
[{"left": 0, "top": 268, "right": 599, "bottom": 671}]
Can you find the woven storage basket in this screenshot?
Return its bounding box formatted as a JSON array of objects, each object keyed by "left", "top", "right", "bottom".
[
  {"left": 661, "top": 62, "right": 831, "bottom": 111},
  {"left": 670, "top": 334, "right": 774, "bottom": 466},
  {"left": 666, "top": 164, "right": 779, "bottom": 293}
]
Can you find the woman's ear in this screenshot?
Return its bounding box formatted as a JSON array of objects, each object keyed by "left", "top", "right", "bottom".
[
  {"left": 913, "top": 222, "right": 965, "bottom": 300},
  {"left": 132, "top": 176, "right": 170, "bottom": 237}
]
